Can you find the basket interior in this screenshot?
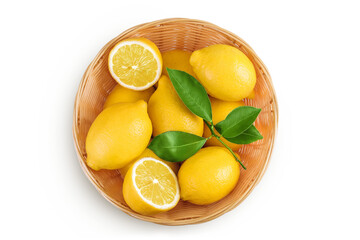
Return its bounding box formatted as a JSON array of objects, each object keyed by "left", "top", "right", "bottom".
[{"left": 73, "top": 19, "right": 277, "bottom": 225}]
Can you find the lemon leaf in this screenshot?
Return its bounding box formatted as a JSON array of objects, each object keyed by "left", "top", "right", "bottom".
[
  {"left": 148, "top": 131, "right": 207, "bottom": 162},
  {"left": 224, "top": 125, "right": 263, "bottom": 144},
  {"left": 215, "top": 106, "right": 261, "bottom": 138},
  {"left": 167, "top": 68, "right": 212, "bottom": 122}
]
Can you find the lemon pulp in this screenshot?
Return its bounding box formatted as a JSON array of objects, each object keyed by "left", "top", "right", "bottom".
[
  {"left": 108, "top": 38, "right": 162, "bottom": 90},
  {"left": 133, "top": 158, "right": 178, "bottom": 207}
]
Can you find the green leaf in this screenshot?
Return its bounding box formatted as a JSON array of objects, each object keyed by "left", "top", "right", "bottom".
[
  {"left": 148, "top": 131, "right": 207, "bottom": 162},
  {"left": 167, "top": 68, "right": 212, "bottom": 122},
  {"left": 215, "top": 106, "right": 261, "bottom": 138},
  {"left": 225, "top": 125, "right": 263, "bottom": 144}
]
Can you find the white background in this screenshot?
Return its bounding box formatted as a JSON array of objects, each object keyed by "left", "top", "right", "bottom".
[{"left": 1, "top": 0, "right": 359, "bottom": 239}]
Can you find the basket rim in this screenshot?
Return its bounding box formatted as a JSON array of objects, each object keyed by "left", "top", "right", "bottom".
[{"left": 72, "top": 17, "right": 279, "bottom": 226}]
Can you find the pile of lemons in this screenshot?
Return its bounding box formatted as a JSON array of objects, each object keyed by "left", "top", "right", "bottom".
[{"left": 86, "top": 38, "right": 256, "bottom": 215}]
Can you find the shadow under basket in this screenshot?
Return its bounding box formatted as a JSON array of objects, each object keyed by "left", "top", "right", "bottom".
[{"left": 72, "top": 18, "right": 278, "bottom": 225}]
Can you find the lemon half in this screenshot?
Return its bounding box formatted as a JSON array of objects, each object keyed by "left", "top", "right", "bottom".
[
  {"left": 123, "top": 157, "right": 180, "bottom": 215},
  {"left": 108, "top": 38, "right": 162, "bottom": 90}
]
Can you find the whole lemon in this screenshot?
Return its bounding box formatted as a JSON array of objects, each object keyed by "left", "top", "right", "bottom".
[
  {"left": 178, "top": 147, "right": 240, "bottom": 205},
  {"left": 203, "top": 97, "right": 244, "bottom": 151},
  {"left": 148, "top": 75, "right": 203, "bottom": 136},
  {"left": 162, "top": 49, "right": 196, "bottom": 77},
  {"left": 85, "top": 101, "right": 152, "bottom": 170},
  {"left": 119, "top": 148, "right": 179, "bottom": 178},
  {"left": 103, "top": 84, "right": 155, "bottom": 109},
  {"left": 190, "top": 44, "right": 256, "bottom": 101}
]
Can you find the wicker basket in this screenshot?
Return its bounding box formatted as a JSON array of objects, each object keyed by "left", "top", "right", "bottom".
[{"left": 73, "top": 18, "right": 278, "bottom": 225}]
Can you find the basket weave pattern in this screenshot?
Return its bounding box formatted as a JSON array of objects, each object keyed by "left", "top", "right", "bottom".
[{"left": 73, "top": 18, "right": 278, "bottom": 225}]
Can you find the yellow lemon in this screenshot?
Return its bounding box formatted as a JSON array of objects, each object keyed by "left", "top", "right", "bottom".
[
  {"left": 123, "top": 157, "right": 180, "bottom": 215},
  {"left": 119, "top": 148, "right": 179, "bottom": 178},
  {"left": 148, "top": 75, "right": 203, "bottom": 137},
  {"left": 108, "top": 38, "right": 162, "bottom": 90},
  {"left": 190, "top": 44, "right": 256, "bottom": 101},
  {"left": 85, "top": 101, "right": 152, "bottom": 170},
  {"left": 162, "top": 49, "right": 196, "bottom": 77},
  {"left": 178, "top": 147, "right": 240, "bottom": 205},
  {"left": 203, "top": 97, "right": 245, "bottom": 151},
  {"left": 247, "top": 89, "right": 256, "bottom": 99},
  {"left": 103, "top": 84, "right": 155, "bottom": 109}
]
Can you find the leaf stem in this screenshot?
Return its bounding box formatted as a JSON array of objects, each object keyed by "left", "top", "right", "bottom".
[
  {"left": 204, "top": 121, "right": 213, "bottom": 133},
  {"left": 215, "top": 135, "right": 246, "bottom": 170},
  {"left": 204, "top": 120, "right": 247, "bottom": 170}
]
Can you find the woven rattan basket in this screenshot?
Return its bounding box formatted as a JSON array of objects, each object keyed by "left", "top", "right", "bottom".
[{"left": 73, "top": 18, "right": 278, "bottom": 225}]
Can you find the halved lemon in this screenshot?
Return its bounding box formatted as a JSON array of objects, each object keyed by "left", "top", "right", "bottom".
[
  {"left": 123, "top": 157, "right": 180, "bottom": 215},
  {"left": 108, "top": 38, "right": 162, "bottom": 90}
]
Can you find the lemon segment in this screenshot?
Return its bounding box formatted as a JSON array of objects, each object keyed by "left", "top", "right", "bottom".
[
  {"left": 108, "top": 38, "right": 162, "bottom": 90},
  {"left": 123, "top": 157, "right": 180, "bottom": 215}
]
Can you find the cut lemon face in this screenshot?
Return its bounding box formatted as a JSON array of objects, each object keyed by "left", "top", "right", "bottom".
[
  {"left": 108, "top": 38, "right": 162, "bottom": 90},
  {"left": 123, "top": 157, "right": 180, "bottom": 215}
]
